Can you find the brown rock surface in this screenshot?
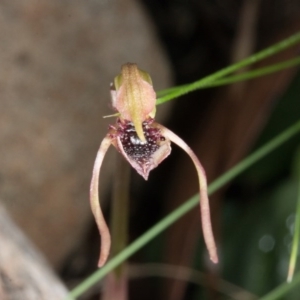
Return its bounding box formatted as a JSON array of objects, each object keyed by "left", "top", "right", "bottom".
[
  {"left": 0, "top": 0, "right": 171, "bottom": 267},
  {"left": 0, "top": 204, "right": 68, "bottom": 300}
]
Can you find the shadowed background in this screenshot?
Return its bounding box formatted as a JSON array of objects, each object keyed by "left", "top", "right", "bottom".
[{"left": 1, "top": 0, "right": 300, "bottom": 299}]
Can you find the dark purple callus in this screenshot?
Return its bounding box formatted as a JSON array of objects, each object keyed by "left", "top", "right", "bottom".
[{"left": 109, "top": 118, "right": 171, "bottom": 180}]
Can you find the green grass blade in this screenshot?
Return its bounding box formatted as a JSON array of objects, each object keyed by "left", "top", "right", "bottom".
[
  {"left": 156, "top": 57, "right": 300, "bottom": 99},
  {"left": 287, "top": 148, "right": 300, "bottom": 282},
  {"left": 260, "top": 272, "right": 300, "bottom": 300},
  {"left": 66, "top": 120, "right": 300, "bottom": 300},
  {"left": 156, "top": 31, "right": 300, "bottom": 104},
  {"left": 191, "top": 57, "right": 300, "bottom": 90}
]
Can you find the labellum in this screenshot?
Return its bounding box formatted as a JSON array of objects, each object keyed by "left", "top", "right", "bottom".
[{"left": 90, "top": 63, "right": 218, "bottom": 267}]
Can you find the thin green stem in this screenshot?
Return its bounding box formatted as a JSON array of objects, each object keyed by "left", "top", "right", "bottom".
[
  {"left": 66, "top": 119, "right": 300, "bottom": 300},
  {"left": 111, "top": 154, "right": 130, "bottom": 275},
  {"left": 157, "top": 57, "right": 300, "bottom": 100},
  {"left": 260, "top": 272, "right": 300, "bottom": 300},
  {"left": 205, "top": 57, "right": 300, "bottom": 88},
  {"left": 101, "top": 155, "right": 130, "bottom": 300},
  {"left": 287, "top": 148, "right": 300, "bottom": 282},
  {"left": 156, "top": 31, "right": 300, "bottom": 104}
]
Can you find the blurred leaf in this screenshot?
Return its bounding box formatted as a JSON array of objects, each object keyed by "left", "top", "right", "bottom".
[
  {"left": 239, "top": 70, "right": 300, "bottom": 186},
  {"left": 287, "top": 148, "right": 300, "bottom": 282},
  {"left": 223, "top": 176, "right": 300, "bottom": 299}
]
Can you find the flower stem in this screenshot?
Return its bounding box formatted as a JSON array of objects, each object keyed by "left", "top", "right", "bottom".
[
  {"left": 102, "top": 154, "right": 130, "bottom": 300},
  {"left": 111, "top": 153, "right": 130, "bottom": 275}
]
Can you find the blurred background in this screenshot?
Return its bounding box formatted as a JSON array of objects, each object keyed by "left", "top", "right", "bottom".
[{"left": 1, "top": 0, "right": 300, "bottom": 299}]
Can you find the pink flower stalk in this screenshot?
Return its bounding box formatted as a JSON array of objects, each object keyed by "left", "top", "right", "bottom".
[{"left": 90, "top": 63, "right": 218, "bottom": 267}]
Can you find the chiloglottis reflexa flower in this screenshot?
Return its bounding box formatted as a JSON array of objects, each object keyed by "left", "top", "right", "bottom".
[{"left": 90, "top": 63, "right": 218, "bottom": 267}]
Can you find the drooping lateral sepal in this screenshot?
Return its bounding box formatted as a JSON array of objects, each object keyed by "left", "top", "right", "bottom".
[
  {"left": 90, "top": 135, "right": 112, "bottom": 267},
  {"left": 158, "top": 124, "right": 218, "bottom": 264}
]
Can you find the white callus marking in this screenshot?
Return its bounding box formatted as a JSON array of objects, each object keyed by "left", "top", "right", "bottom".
[{"left": 130, "top": 135, "right": 147, "bottom": 145}]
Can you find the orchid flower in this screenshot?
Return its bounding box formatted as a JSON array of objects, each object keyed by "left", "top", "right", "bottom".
[{"left": 90, "top": 63, "right": 218, "bottom": 267}]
